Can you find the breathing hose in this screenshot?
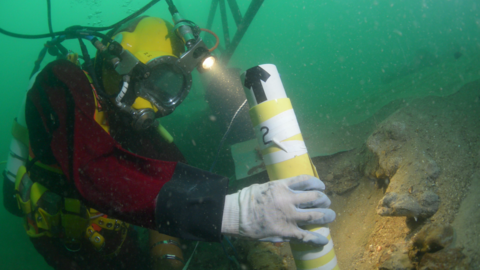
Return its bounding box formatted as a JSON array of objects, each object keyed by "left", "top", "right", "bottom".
[{"left": 0, "top": 0, "right": 161, "bottom": 39}]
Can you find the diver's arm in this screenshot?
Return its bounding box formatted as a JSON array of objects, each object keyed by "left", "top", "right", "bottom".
[
  {"left": 154, "top": 163, "right": 228, "bottom": 241},
  {"left": 78, "top": 159, "right": 229, "bottom": 242}
]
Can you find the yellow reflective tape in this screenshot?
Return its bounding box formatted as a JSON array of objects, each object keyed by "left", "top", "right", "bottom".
[
  {"left": 262, "top": 141, "right": 307, "bottom": 166},
  {"left": 294, "top": 246, "right": 336, "bottom": 270},
  {"left": 265, "top": 153, "right": 315, "bottom": 180},
  {"left": 285, "top": 133, "right": 305, "bottom": 142},
  {"left": 261, "top": 133, "right": 305, "bottom": 155},
  {"left": 291, "top": 239, "right": 335, "bottom": 263},
  {"left": 253, "top": 109, "right": 301, "bottom": 152},
  {"left": 249, "top": 98, "right": 292, "bottom": 126},
  {"left": 290, "top": 241, "right": 327, "bottom": 253},
  {"left": 303, "top": 224, "right": 331, "bottom": 233},
  {"left": 290, "top": 234, "right": 332, "bottom": 252}
]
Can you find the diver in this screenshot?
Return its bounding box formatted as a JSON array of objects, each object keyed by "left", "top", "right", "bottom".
[{"left": 1, "top": 1, "right": 335, "bottom": 270}]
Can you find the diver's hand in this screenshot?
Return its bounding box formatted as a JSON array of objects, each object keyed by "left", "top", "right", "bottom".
[{"left": 221, "top": 175, "right": 335, "bottom": 245}]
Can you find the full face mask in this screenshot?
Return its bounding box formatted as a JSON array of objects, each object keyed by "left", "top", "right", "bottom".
[{"left": 102, "top": 16, "right": 214, "bottom": 130}]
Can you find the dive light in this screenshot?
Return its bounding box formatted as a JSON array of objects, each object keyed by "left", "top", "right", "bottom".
[
  {"left": 168, "top": 0, "right": 216, "bottom": 73},
  {"left": 202, "top": 56, "right": 216, "bottom": 70}
]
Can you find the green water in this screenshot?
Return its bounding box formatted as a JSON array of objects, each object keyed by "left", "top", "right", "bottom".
[{"left": 0, "top": 0, "right": 479, "bottom": 269}]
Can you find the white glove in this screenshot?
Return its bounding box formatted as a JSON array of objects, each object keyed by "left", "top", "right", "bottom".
[{"left": 221, "top": 175, "right": 335, "bottom": 245}]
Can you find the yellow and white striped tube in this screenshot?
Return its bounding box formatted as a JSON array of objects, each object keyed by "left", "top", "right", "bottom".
[{"left": 241, "top": 64, "right": 339, "bottom": 270}]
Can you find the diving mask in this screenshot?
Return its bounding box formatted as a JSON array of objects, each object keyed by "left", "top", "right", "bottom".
[{"left": 104, "top": 17, "right": 213, "bottom": 129}]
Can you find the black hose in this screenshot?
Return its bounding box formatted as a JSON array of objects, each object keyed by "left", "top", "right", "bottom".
[
  {"left": 47, "top": 0, "right": 54, "bottom": 39},
  {"left": 0, "top": 0, "right": 160, "bottom": 39},
  {"left": 165, "top": 0, "right": 178, "bottom": 15},
  {"left": 78, "top": 38, "right": 91, "bottom": 70},
  {"left": 0, "top": 28, "right": 58, "bottom": 39},
  {"left": 78, "top": 37, "right": 116, "bottom": 105},
  {"left": 29, "top": 36, "right": 65, "bottom": 78},
  {"left": 0, "top": 28, "right": 110, "bottom": 40},
  {"left": 30, "top": 47, "right": 48, "bottom": 79},
  {"left": 78, "top": 38, "right": 104, "bottom": 98}
]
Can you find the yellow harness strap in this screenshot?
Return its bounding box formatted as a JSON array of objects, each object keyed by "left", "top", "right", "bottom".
[
  {"left": 15, "top": 166, "right": 62, "bottom": 238},
  {"left": 14, "top": 165, "right": 130, "bottom": 256}
]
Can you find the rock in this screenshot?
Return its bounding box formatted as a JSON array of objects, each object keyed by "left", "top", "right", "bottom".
[
  {"left": 418, "top": 248, "right": 469, "bottom": 270},
  {"left": 408, "top": 223, "right": 455, "bottom": 264},
  {"left": 323, "top": 160, "right": 361, "bottom": 195},
  {"left": 365, "top": 123, "right": 406, "bottom": 180},
  {"left": 383, "top": 121, "right": 408, "bottom": 141},
  {"left": 377, "top": 192, "right": 422, "bottom": 217},
  {"left": 246, "top": 242, "right": 288, "bottom": 270},
  {"left": 328, "top": 174, "right": 360, "bottom": 195},
  {"left": 366, "top": 131, "right": 384, "bottom": 153},
  {"left": 234, "top": 240, "right": 293, "bottom": 270},
  {"left": 418, "top": 191, "right": 441, "bottom": 216},
  {"left": 378, "top": 243, "right": 415, "bottom": 270},
  {"left": 377, "top": 191, "right": 440, "bottom": 218}
]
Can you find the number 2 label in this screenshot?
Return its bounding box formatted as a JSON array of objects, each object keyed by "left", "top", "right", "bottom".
[{"left": 260, "top": 126, "right": 272, "bottom": 145}]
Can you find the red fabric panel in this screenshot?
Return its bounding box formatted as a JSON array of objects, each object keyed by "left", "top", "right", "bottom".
[{"left": 74, "top": 108, "right": 177, "bottom": 228}]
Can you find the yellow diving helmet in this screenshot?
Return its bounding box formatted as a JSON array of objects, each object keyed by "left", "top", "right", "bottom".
[{"left": 100, "top": 16, "right": 211, "bottom": 130}]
